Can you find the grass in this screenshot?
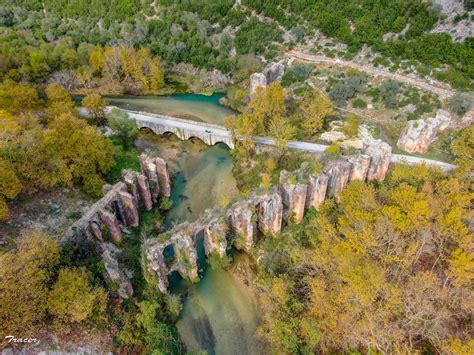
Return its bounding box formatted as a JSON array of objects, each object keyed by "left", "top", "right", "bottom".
[{"left": 106, "top": 144, "right": 141, "bottom": 184}]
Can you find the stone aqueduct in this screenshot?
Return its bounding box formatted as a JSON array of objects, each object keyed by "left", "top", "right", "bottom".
[
  {"left": 63, "top": 108, "right": 437, "bottom": 296},
  {"left": 145, "top": 144, "right": 392, "bottom": 293}
]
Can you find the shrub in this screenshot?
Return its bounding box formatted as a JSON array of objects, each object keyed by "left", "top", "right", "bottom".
[
  {"left": 449, "top": 93, "right": 473, "bottom": 116},
  {"left": 352, "top": 98, "right": 368, "bottom": 108}
]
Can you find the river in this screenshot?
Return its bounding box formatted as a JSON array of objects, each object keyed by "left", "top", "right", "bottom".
[
  {"left": 133, "top": 94, "right": 265, "bottom": 354},
  {"left": 106, "top": 93, "right": 237, "bottom": 125}
]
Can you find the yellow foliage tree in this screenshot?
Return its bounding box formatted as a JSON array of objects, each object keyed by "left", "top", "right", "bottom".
[
  {"left": 0, "top": 232, "right": 60, "bottom": 336},
  {"left": 249, "top": 83, "right": 286, "bottom": 133},
  {"left": 300, "top": 89, "right": 335, "bottom": 136}
]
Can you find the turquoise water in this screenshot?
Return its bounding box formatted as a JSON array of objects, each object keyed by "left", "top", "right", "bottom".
[{"left": 106, "top": 93, "right": 238, "bottom": 125}]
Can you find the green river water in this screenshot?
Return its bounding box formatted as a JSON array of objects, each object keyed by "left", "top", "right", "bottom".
[
  {"left": 130, "top": 95, "right": 265, "bottom": 354},
  {"left": 106, "top": 93, "right": 237, "bottom": 125}
]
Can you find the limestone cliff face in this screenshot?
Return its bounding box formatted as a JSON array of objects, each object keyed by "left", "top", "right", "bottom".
[
  {"left": 305, "top": 173, "right": 329, "bottom": 210},
  {"left": 397, "top": 110, "right": 452, "bottom": 154},
  {"left": 279, "top": 170, "right": 308, "bottom": 224},
  {"left": 203, "top": 216, "right": 228, "bottom": 257},
  {"left": 227, "top": 200, "right": 257, "bottom": 251},
  {"left": 123, "top": 170, "right": 153, "bottom": 211},
  {"left": 347, "top": 154, "right": 371, "bottom": 181},
  {"left": 257, "top": 193, "right": 283, "bottom": 236},
  {"left": 324, "top": 160, "right": 352, "bottom": 202}
]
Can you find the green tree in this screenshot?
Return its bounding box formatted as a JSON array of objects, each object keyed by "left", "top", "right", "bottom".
[
  {"left": 82, "top": 93, "right": 107, "bottom": 126},
  {"left": 48, "top": 268, "right": 107, "bottom": 327},
  {"left": 107, "top": 108, "right": 139, "bottom": 150},
  {"left": 0, "top": 232, "right": 60, "bottom": 336},
  {"left": 45, "top": 83, "right": 74, "bottom": 120},
  {"left": 450, "top": 125, "right": 473, "bottom": 176},
  {"left": 342, "top": 113, "right": 360, "bottom": 137},
  {"left": 301, "top": 89, "right": 335, "bottom": 136}
]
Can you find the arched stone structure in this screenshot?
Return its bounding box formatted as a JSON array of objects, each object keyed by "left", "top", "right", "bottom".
[{"left": 125, "top": 109, "right": 235, "bottom": 149}]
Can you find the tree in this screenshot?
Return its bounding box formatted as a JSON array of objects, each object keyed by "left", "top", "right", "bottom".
[
  {"left": 82, "top": 93, "right": 107, "bottom": 126},
  {"left": 225, "top": 113, "right": 257, "bottom": 157},
  {"left": 342, "top": 113, "right": 360, "bottom": 137},
  {"left": 448, "top": 93, "right": 472, "bottom": 116},
  {"left": 48, "top": 268, "right": 107, "bottom": 326},
  {"left": 450, "top": 125, "right": 473, "bottom": 176},
  {"left": 46, "top": 113, "right": 115, "bottom": 196},
  {"left": 249, "top": 83, "right": 286, "bottom": 133},
  {"left": 0, "top": 80, "right": 41, "bottom": 114},
  {"left": 0, "top": 158, "right": 22, "bottom": 220},
  {"left": 45, "top": 83, "right": 74, "bottom": 120},
  {"left": 268, "top": 115, "right": 297, "bottom": 155},
  {"left": 0, "top": 232, "right": 60, "bottom": 336},
  {"left": 108, "top": 108, "right": 139, "bottom": 149},
  {"left": 301, "top": 89, "right": 335, "bottom": 136},
  {"left": 379, "top": 79, "right": 401, "bottom": 108}
]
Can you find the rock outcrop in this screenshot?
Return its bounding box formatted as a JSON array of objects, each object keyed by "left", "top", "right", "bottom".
[
  {"left": 118, "top": 191, "right": 139, "bottom": 227},
  {"left": 397, "top": 110, "right": 452, "bottom": 154},
  {"left": 250, "top": 60, "right": 285, "bottom": 96},
  {"left": 99, "top": 210, "right": 122, "bottom": 242},
  {"left": 324, "top": 160, "right": 352, "bottom": 202},
  {"left": 305, "top": 173, "right": 329, "bottom": 210},
  {"left": 279, "top": 169, "right": 308, "bottom": 224}
]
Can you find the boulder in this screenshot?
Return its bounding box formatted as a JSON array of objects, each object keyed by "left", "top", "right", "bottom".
[
  {"left": 264, "top": 61, "right": 285, "bottom": 84},
  {"left": 324, "top": 160, "right": 352, "bottom": 202},
  {"left": 320, "top": 131, "right": 346, "bottom": 143},
  {"left": 397, "top": 110, "right": 452, "bottom": 154},
  {"left": 279, "top": 170, "right": 308, "bottom": 224},
  {"left": 257, "top": 193, "right": 283, "bottom": 236},
  {"left": 227, "top": 201, "right": 256, "bottom": 252},
  {"left": 347, "top": 154, "right": 371, "bottom": 181},
  {"left": 305, "top": 173, "right": 329, "bottom": 210}
]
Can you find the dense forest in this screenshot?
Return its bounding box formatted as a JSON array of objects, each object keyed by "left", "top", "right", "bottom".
[{"left": 0, "top": 0, "right": 473, "bottom": 88}]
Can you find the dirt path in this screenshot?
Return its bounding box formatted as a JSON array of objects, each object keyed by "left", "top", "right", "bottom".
[{"left": 288, "top": 50, "right": 455, "bottom": 98}]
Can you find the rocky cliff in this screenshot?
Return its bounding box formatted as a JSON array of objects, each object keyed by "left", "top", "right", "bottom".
[
  {"left": 397, "top": 110, "right": 453, "bottom": 154},
  {"left": 250, "top": 60, "right": 285, "bottom": 96}
]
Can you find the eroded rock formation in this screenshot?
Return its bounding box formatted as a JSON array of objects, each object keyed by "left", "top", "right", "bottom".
[
  {"left": 279, "top": 169, "right": 308, "bottom": 224},
  {"left": 250, "top": 60, "right": 285, "bottom": 96},
  {"left": 203, "top": 216, "right": 228, "bottom": 257},
  {"left": 364, "top": 139, "right": 392, "bottom": 181},
  {"left": 397, "top": 110, "right": 452, "bottom": 154}
]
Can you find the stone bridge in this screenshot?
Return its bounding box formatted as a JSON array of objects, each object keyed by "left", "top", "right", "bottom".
[
  {"left": 123, "top": 109, "right": 235, "bottom": 149},
  {"left": 144, "top": 141, "right": 394, "bottom": 293},
  {"left": 114, "top": 107, "right": 457, "bottom": 171}
]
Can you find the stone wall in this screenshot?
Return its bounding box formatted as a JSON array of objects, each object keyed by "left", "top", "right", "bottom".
[
  {"left": 63, "top": 154, "right": 172, "bottom": 299},
  {"left": 145, "top": 150, "right": 393, "bottom": 293}
]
